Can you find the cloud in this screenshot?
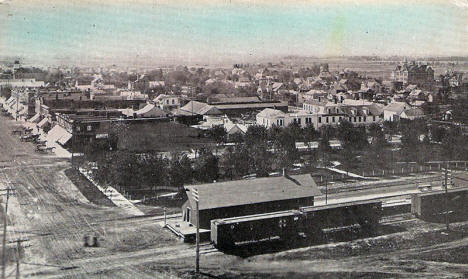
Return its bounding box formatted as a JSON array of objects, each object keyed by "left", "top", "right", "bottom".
[{"left": 452, "top": 0, "right": 468, "bottom": 8}]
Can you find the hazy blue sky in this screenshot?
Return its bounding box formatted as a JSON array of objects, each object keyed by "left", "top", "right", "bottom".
[{"left": 0, "top": 0, "right": 467, "bottom": 65}]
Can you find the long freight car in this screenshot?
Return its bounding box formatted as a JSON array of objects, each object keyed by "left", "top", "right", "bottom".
[
  {"left": 211, "top": 210, "right": 302, "bottom": 249},
  {"left": 211, "top": 200, "right": 382, "bottom": 249},
  {"left": 299, "top": 199, "right": 382, "bottom": 233},
  {"left": 411, "top": 187, "right": 468, "bottom": 222}
]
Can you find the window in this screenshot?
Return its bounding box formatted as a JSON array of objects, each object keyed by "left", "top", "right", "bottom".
[
  {"left": 166, "top": 100, "right": 169, "bottom": 104},
  {"left": 349, "top": 117, "right": 352, "bottom": 122},
  {"left": 373, "top": 116, "right": 376, "bottom": 121},
  {"left": 172, "top": 99, "right": 175, "bottom": 104},
  {"left": 358, "top": 117, "right": 362, "bottom": 122},
  {"left": 354, "top": 117, "right": 357, "bottom": 122},
  {"left": 332, "top": 116, "right": 335, "bottom": 123},
  {"left": 297, "top": 118, "right": 301, "bottom": 125},
  {"left": 326, "top": 117, "right": 329, "bottom": 123},
  {"left": 318, "top": 117, "right": 322, "bottom": 123},
  {"left": 87, "top": 125, "right": 92, "bottom": 131},
  {"left": 363, "top": 116, "right": 367, "bottom": 122}
]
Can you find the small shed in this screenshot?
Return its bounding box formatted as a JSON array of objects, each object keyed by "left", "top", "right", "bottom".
[{"left": 182, "top": 174, "right": 321, "bottom": 229}]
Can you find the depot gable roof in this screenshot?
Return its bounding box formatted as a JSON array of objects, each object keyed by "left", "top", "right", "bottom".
[{"left": 184, "top": 174, "right": 321, "bottom": 210}]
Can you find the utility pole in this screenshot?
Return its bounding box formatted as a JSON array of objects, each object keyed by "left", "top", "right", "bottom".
[
  {"left": 15, "top": 241, "right": 19, "bottom": 279},
  {"left": 444, "top": 163, "right": 449, "bottom": 231},
  {"left": 15, "top": 90, "right": 19, "bottom": 122},
  {"left": 192, "top": 188, "right": 200, "bottom": 275},
  {"left": 325, "top": 176, "right": 328, "bottom": 205},
  {"left": 1, "top": 187, "right": 13, "bottom": 279},
  {"left": 14, "top": 239, "right": 26, "bottom": 279}
]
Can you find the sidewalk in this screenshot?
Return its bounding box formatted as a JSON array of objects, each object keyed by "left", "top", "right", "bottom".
[
  {"left": 79, "top": 168, "right": 145, "bottom": 216},
  {"left": 326, "top": 167, "right": 369, "bottom": 179}
]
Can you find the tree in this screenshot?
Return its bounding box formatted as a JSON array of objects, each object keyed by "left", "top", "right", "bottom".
[
  {"left": 337, "top": 120, "right": 368, "bottom": 150},
  {"left": 194, "top": 148, "right": 219, "bottom": 183},
  {"left": 400, "top": 124, "right": 419, "bottom": 162},
  {"left": 318, "top": 131, "right": 332, "bottom": 166},
  {"left": 441, "top": 127, "right": 465, "bottom": 161},
  {"left": 273, "top": 128, "right": 299, "bottom": 171},
  {"left": 383, "top": 120, "right": 398, "bottom": 138},
  {"left": 365, "top": 127, "right": 390, "bottom": 169},
  {"left": 416, "top": 135, "right": 431, "bottom": 164},
  {"left": 341, "top": 145, "right": 356, "bottom": 175},
  {"left": 168, "top": 153, "right": 193, "bottom": 189},
  {"left": 220, "top": 145, "right": 250, "bottom": 180},
  {"left": 303, "top": 123, "right": 320, "bottom": 167},
  {"left": 0, "top": 87, "right": 11, "bottom": 99},
  {"left": 245, "top": 125, "right": 273, "bottom": 177},
  {"left": 207, "top": 125, "right": 227, "bottom": 144}
]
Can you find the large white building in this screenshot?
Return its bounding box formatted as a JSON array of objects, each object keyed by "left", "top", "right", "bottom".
[{"left": 257, "top": 99, "right": 383, "bottom": 129}]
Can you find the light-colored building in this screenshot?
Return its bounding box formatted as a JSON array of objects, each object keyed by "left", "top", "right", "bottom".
[
  {"left": 383, "top": 102, "right": 410, "bottom": 121},
  {"left": 153, "top": 94, "right": 180, "bottom": 110}
]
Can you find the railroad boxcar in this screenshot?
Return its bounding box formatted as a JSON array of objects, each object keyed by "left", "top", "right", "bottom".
[
  {"left": 299, "top": 200, "right": 383, "bottom": 234},
  {"left": 411, "top": 187, "right": 468, "bottom": 221},
  {"left": 211, "top": 210, "right": 302, "bottom": 249}
]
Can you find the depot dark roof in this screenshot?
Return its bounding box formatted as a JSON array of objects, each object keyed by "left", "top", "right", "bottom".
[{"left": 184, "top": 174, "right": 321, "bottom": 210}]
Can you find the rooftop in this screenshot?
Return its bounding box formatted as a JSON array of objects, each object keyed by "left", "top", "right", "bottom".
[{"left": 184, "top": 174, "right": 321, "bottom": 210}]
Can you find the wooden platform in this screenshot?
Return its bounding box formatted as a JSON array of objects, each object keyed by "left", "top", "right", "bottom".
[{"left": 165, "top": 219, "right": 210, "bottom": 243}]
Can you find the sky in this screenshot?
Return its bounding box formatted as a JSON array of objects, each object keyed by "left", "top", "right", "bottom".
[{"left": 0, "top": 0, "right": 467, "bottom": 65}]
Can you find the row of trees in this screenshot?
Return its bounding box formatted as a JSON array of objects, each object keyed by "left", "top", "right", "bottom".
[
  {"left": 90, "top": 150, "right": 219, "bottom": 193},
  {"left": 87, "top": 118, "right": 468, "bottom": 194}
]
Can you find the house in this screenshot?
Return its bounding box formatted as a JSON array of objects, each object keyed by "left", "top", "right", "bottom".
[
  {"left": 0, "top": 78, "right": 45, "bottom": 89},
  {"left": 182, "top": 174, "right": 321, "bottom": 229},
  {"left": 256, "top": 108, "right": 287, "bottom": 128},
  {"left": 301, "top": 98, "right": 383, "bottom": 127},
  {"left": 153, "top": 94, "right": 180, "bottom": 110},
  {"left": 383, "top": 102, "right": 410, "bottom": 121},
  {"left": 224, "top": 122, "right": 248, "bottom": 136},
  {"left": 400, "top": 108, "right": 425, "bottom": 120},
  {"left": 122, "top": 104, "right": 168, "bottom": 118},
  {"left": 177, "top": 101, "right": 222, "bottom": 116},
  {"left": 148, "top": 81, "right": 165, "bottom": 88}
]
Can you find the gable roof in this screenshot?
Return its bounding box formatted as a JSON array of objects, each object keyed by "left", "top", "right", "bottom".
[
  {"left": 184, "top": 174, "right": 321, "bottom": 210},
  {"left": 180, "top": 101, "right": 222, "bottom": 116},
  {"left": 384, "top": 102, "right": 408, "bottom": 113},
  {"left": 403, "top": 108, "right": 424, "bottom": 117},
  {"left": 257, "top": 108, "right": 286, "bottom": 118}
]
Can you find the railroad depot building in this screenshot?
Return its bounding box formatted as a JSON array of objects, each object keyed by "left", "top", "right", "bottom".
[{"left": 181, "top": 174, "right": 321, "bottom": 230}]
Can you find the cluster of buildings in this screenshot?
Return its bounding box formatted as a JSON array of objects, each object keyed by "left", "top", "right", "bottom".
[{"left": 1, "top": 59, "right": 465, "bottom": 156}]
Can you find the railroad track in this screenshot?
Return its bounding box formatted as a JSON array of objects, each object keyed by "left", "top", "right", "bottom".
[
  {"left": 321, "top": 176, "right": 444, "bottom": 195},
  {"left": 380, "top": 213, "right": 417, "bottom": 225}
]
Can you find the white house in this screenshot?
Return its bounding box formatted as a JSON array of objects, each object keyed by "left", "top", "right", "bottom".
[
  {"left": 383, "top": 102, "right": 410, "bottom": 121},
  {"left": 153, "top": 94, "right": 180, "bottom": 110}
]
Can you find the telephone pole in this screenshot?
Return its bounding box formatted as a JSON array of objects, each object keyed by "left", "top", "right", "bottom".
[
  {"left": 325, "top": 176, "right": 328, "bottom": 205},
  {"left": 1, "top": 187, "right": 14, "bottom": 279},
  {"left": 444, "top": 163, "right": 449, "bottom": 231},
  {"left": 192, "top": 188, "right": 200, "bottom": 274}
]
